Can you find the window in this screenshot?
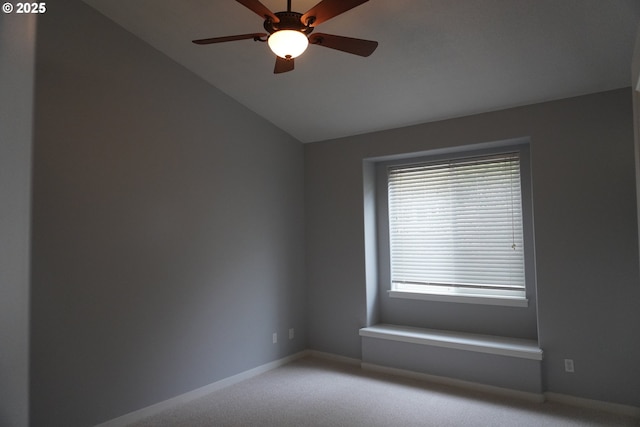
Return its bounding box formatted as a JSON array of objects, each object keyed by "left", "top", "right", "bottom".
[{"left": 383, "top": 148, "right": 531, "bottom": 307}]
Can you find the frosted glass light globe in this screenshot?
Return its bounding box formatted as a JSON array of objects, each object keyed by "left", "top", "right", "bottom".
[{"left": 268, "top": 30, "right": 309, "bottom": 59}]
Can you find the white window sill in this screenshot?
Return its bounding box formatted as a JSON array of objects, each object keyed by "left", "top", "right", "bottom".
[
  {"left": 360, "top": 324, "right": 542, "bottom": 360},
  {"left": 388, "top": 290, "right": 529, "bottom": 308}
]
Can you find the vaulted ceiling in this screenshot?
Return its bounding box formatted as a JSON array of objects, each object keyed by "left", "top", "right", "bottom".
[{"left": 82, "top": 0, "right": 640, "bottom": 143}]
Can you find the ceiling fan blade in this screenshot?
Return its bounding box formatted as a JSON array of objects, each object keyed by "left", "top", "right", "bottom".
[
  {"left": 274, "top": 57, "right": 295, "bottom": 74},
  {"left": 301, "top": 0, "right": 369, "bottom": 26},
  {"left": 309, "top": 33, "right": 378, "bottom": 57},
  {"left": 192, "top": 33, "right": 267, "bottom": 44},
  {"left": 236, "top": 0, "right": 280, "bottom": 23}
]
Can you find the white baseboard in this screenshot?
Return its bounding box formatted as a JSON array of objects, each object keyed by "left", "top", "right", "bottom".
[
  {"left": 545, "top": 392, "right": 640, "bottom": 418},
  {"left": 361, "top": 362, "right": 545, "bottom": 403},
  {"left": 361, "top": 362, "right": 640, "bottom": 418},
  {"left": 307, "top": 349, "right": 362, "bottom": 366},
  {"left": 96, "top": 351, "right": 310, "bottom": 427}
]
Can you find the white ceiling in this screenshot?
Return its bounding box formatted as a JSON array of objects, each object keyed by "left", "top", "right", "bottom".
[{"left": 82, "top": 0, "right": 640, "bottom": 143}]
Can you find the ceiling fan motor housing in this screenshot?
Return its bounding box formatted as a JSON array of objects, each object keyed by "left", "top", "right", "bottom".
[{"left": 264, "top": 11, "right": 314, "bottom": 35}]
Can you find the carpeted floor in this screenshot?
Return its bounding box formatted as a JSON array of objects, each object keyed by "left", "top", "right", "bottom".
[{"left": 129, "top": 356, "right": 639, "bottom": 426}]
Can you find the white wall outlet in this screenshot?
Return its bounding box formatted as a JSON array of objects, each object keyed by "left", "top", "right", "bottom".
[
  {"left": 272, "top": 332, "right": 277, "bottom": 344},
  {"left": 564, "top": 359, "right": 574, "bottom": 373},
  {"left": 289, "top": 328, "right": 294, "bottom": 340}
]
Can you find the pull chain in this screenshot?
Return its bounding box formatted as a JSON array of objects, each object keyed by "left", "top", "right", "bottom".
[{"left": 510, "top": 155, "right": 517, "bottom": 250}]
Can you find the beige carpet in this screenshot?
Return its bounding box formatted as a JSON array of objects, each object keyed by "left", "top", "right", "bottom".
[{"left": 129, "top": 356, "right": 639, "bottom": 426}]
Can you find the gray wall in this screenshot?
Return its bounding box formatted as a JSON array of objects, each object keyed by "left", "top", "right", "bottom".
[
  {"left": 30, "top": 2, "right": 305, "bottom": 426},
  {"left": 305, "top": 88, "right": 640, "bottom": 406},
  {"left": 0, "top": 13, "right": 36, "bottom": 427}
]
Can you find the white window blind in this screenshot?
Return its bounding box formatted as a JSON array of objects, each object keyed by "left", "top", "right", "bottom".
[{"left": 388, "top": 153, "right": 525, "bottom": 298}]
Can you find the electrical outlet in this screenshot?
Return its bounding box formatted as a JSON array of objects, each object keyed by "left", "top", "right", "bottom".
[
  {"left": 564, "top": 359, "right": 574, "bottom": 373},
  {"left": 272, "top": 332, "right": 277, "bottom": 344},
  {"left": 289, "top": 328, "right": 294, "bottom": 340}
]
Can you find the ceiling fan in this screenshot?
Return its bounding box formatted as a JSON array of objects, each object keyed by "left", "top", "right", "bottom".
[{"left": 192, "top": 0, "right": 378, "bottom": 74}]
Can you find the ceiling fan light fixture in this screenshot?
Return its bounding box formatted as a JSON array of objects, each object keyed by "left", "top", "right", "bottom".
[{"left": 268, "top": 30, "right": 309, "bottom": 59}]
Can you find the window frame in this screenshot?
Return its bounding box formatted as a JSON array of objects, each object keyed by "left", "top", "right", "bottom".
[{"left": 376, "top": 142, "right": 535, "bottom": 308}]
